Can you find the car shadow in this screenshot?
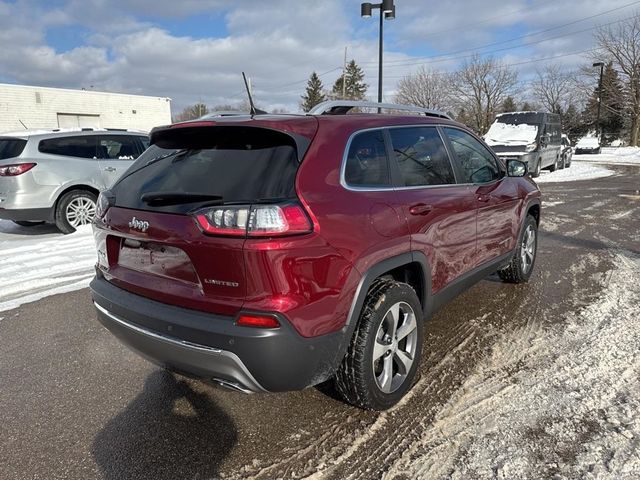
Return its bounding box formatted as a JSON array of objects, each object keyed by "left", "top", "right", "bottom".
[
  {"left": 0, "top": 220, "right": 60, "bottom": 236},
  {"left": 92, "top": 370, "right": 237, "bottom": 480}
]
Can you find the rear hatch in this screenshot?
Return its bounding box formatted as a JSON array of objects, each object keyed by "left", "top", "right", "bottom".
[{"left": 96, "top": 120, "right": 317, "bottom": 315}]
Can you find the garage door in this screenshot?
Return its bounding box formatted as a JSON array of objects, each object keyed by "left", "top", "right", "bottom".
[{"left": 57, "top": 113, "right": 101, "bottom": 129}]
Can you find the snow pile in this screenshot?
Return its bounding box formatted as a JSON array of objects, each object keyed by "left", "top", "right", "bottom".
[
  {"left": 484, "top": 123, "right": 538, "bottom": 146},
  {"left": 0, "top": 225, "right": 96, "bottom": 312},
  {"left": 535, "top": 163, "right": 615, "bottom": 183},
  {"left": 576, "top": 147, "right": 640, "bottom": 165},
  {"left": 384, "top": 252, "right": 640, "bottom": 479}
]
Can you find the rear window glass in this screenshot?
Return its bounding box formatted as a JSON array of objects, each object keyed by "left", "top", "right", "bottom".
[
  {"left": 39, "top": 136, "right": 97, "bottom": 158},
  {"left": 0, "top": 138, "right": 27, "bottom": 160},
  {"left": 113, "top": 127, "right": 299, "bottom": 214},
  {"left": 389, "top": 127, "right": 455, "bottom": 187}
]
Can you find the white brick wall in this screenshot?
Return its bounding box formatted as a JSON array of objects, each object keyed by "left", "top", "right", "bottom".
[{"left": 0, "top": 83, "right": 172, "bottom": 133}]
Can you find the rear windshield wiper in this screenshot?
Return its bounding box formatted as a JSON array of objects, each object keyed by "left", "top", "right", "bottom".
[{"left": 141, "top": 192, "right": 223, "bottom": 206}]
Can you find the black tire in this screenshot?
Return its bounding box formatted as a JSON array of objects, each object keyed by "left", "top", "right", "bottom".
[
  {"left": 13, "top": 220, "right": 45, "bottom": 227},
  {"left": 530, "top": 158, "right": 542, "bottom": 178},
  {"left": 498, "top": 214, "right": 538, "bottom": 284},
  {"left": 559, "top": 154, "right": 566, "bottom": 169},
  {"left": 336, "top": 279, "right": 424, "bottom": 410},
  {"left": 55, "top": 190, "right": 98, "bottom": 234},
  {"left": 548, "top": 156, "right": 558, "bottom": 172}
]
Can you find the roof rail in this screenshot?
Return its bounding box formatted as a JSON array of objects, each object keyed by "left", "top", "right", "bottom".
[{"left": 307, "top": 100, "right": 452, "bottom": 120}]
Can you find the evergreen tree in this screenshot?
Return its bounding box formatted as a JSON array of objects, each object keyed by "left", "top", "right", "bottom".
[
  {"left": 521, "top": 102, "right": 533, "bottom": 111},
  {"left": 300, "top": 72, "right": 327, "bottom": 112},
  {"left": 332, "top": 60, "right": 368, "bottom": 100},
  {"left": 500, "top": 96, "right": 517, "bottom": 113},
  {"left": 582, "top": 62, "right": 624, "bottom": 143}
]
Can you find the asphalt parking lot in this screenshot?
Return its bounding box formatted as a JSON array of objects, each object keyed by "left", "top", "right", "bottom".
[{"left": 1, "top": 163, "right": 639, "bottom": 480}]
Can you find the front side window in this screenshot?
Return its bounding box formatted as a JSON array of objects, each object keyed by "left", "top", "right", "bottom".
[
  {"left": 389, "top": 127, "right": 455, "bottom": 187},
  {"left": 38, "top": 136, "right": 97, "bottom": 159},
  {"left": 443, "top": 128, "right": 501, "bottom": 184},
  {"left": 344, "top": 130, "right": 390, "bottom": 187},
  {"left": 97, "top": 136, "right": 143, "bottom": 160}
]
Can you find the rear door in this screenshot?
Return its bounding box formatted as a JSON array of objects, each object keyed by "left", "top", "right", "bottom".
[
  {"left": 442, "top": 127, "right": 519, "bottom": 267},
  {"left": 96, "top": 135, "right": 145, "bottom": 187},
  {"left": 388, "top": 126, "right": 477, "bottom": 293}
]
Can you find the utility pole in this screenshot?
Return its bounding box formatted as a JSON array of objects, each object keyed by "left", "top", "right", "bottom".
[
  {"left": 593, "top": 62, "right": 604, "bottom": 143},
  {"left": 342, "top": 46, "right": 347, "bottom": 100}
]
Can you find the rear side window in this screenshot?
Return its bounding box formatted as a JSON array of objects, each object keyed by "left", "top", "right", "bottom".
[
  {"left": 113, "top": 127, "right": 300, "bottom": 214},
  {"left": 39, "top": 136, "right": 97, "bottom": 158},
  {"left": 96, "top": 135, "right": 143, "bottom": 160},
  {"left": 443, "top": 128, "right": 501, "bottom": 184},
  {"left": 389, "top": 127, "right": 455, "bottom": 187},
  {"left": 0, "top": 138, "right": 27, "bottom": 159},
  {"left": 344, "top": 130, "right": 390, "bottom": 187}
]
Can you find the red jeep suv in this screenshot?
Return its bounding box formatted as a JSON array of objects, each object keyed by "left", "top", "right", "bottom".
[{"left": 90, "top": 101, "right": 541, "bottom": 410}]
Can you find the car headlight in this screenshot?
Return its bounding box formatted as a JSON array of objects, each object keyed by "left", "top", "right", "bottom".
[{"left": 525, "top": 143, "right": 537, "bottom": 152}]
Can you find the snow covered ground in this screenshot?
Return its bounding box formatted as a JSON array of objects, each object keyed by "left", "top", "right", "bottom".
[
  {"left": 536, "top": 162, "right": 615, "bottom": 183},
  {"left": 576, "top": 146, "right": 640, "bottom": 166},
  {"left": 382, "top": 252, "right": 640, "bottom": 479},
  {"left": 0, "top": 221, "right": 96, "bottom": 312}
]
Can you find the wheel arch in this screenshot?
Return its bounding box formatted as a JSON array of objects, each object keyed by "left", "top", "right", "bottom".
[
  {"left": 345, "top": 252, "right": 433, "bottom": 330},
  {"left": 54, "top": 184, "right": 100, "bottom": 212}
]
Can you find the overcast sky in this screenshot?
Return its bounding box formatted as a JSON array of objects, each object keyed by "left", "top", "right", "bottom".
[{"left": 0, "top": 0, "right": 637, "bottom": 114}]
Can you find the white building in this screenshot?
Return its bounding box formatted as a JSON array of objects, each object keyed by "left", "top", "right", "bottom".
[{"left": 0, "top": 83, "right": 172, "bottom": 133}]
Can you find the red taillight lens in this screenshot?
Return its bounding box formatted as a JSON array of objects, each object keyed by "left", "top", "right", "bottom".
[
  {"left": 194, "top": 203, "right": 312, "bottom": 237},
  {"left": 0, "top": 163, "right": 36, "bottom": 176},
  {"left": 236, "top": 314, "right": 280, "bottom": 329}
]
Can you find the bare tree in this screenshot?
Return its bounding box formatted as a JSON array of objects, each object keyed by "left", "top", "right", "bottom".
[
  {"left": 450, "top": 55, "right": 519, "bottom": 133},
  {"left": 173, "top": 102, "right": 209, "bottom": 122},
  {"left": 394, "top": 67, "right": 453, "bottom": 112},
  {"left": 595, "top": 15, "right": 640, "bottom": 146},
  {"left": 532, "top": 64, "right": 576, "bottom": 114}
]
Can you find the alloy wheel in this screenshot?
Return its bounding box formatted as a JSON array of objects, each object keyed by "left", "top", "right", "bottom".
[
  {"left": 372, "top": 301, "right": 418, "bottom": 394},
  {"left": 520, "top": 224, "right": 536, "bottom": 273},
  {"left": 65, "top": 197, "right": 96, "bottom": 228}
]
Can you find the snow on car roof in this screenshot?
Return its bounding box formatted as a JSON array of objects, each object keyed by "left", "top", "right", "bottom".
[{"left": 484, "top": 122, "right": 538, "bottom": 146}]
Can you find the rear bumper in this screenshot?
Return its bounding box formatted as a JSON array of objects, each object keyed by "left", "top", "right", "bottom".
[
  {"left": 0, "top": 207, "right": 54, "bottom": 222},
  {"left": 90, "top": 275, "right": 347, "bottom": 392}
]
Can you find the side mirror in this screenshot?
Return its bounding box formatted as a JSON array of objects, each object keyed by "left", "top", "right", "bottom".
[{"left": 507, "top": 159, "right": 527, "bottom": 177}]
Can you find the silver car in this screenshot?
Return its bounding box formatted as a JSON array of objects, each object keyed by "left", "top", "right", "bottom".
[{"left": 0, "top": 129, "right": 149, "bottom": 233}]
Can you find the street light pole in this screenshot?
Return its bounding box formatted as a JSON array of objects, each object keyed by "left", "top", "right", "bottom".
[
  {"left": 361, "top": 1, "right": 395, "bottom": 105},
  {"left": 593, "top": 62, "right": 604, "bottom": 143}
]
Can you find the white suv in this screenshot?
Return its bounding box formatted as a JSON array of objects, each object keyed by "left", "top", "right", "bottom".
[{"left": 0, "top": 129, "right": 148, "bottom": 233}]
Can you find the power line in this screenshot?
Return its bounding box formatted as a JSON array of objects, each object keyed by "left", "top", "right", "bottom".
[
  {"left": 361, "top": 0, "right": 640, "bottom": 67},
  {"left": 383, "top": 48, "right": 599, "bottom": 81},
  {"left": 405, "top": 0, "right": 560, "bottom": 41},
  {"left": 364, "top": 13, "right": 631, "bottom": 73}
]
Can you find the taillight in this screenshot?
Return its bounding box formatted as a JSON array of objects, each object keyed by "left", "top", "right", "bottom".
[
  {"left": 236, "top": 314, "right": 280, "bottom": 329},
  {"left": 95, "top": 191, "right": 114, "bottom": 220},
  {"left": 194, "top": 202, "right": 312, "bottom": 237},
  {"left": 0, "top": 163, "right": 36, "bottom": 176}
]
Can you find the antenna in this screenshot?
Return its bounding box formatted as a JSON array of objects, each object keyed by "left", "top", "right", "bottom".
[
  {"left": 242, "top": 72, "right": 257, "bottom": 117},
  {"left": 18, "top": 119, "right": 28, "bottom": 130}
]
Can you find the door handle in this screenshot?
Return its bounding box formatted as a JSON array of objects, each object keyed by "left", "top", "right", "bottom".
[
  {"left": 477, "top": 194, "right": 491, "bottom": 202},
  {"left": 409, "top": 203, "right": 433, "bottom": 216},
  {"left": 103, "top": 167, "right": 117, "bottom": 172}
]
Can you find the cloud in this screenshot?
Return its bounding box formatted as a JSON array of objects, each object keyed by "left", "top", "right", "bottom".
[{"left": 0, "top": 0, "right": 636, "bottom": 114}]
